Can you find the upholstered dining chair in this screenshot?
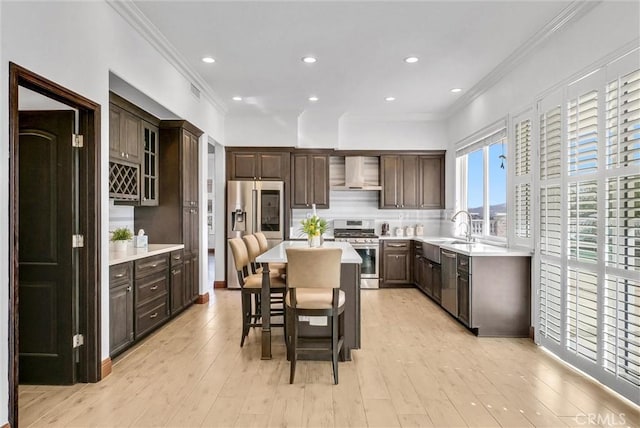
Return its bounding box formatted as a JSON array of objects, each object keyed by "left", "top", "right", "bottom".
[
  {"left": 285, "top": 247, "right": 344, "bottom": 384},
  {"left": 242, "top": 234, "right": 285, "bottom": 321},
  {"left": 254, "top": 232, "right": 287, "bottom": 275},
  {"left": 228, "top": 237, "right": 286, "bottom": 347}
]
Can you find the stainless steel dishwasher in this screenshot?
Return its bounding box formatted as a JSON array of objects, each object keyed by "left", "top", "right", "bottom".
[{"left": 440, "top": 249, "right": 458, "bottom": 316}]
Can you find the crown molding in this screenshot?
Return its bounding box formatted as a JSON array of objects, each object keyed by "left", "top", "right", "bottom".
[
  {"left": 106, "top": 0, "right": 228, "bottom": 115},
  {"left": 446, "top": 0, "right": 601, "bottom": 118}
]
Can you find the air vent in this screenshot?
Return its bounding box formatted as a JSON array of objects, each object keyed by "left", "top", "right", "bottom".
[{"left": 190, "top": 83, "right": 201, "bottom": 100}]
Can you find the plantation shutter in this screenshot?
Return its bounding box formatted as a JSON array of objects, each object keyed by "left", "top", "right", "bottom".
[
  {"left": 567, "top": 180, "right": 598, "bottom": 263},
  {"left": 540, "top": 106, "right": 562, "bottom": 180},
  {"left": 606, "top": 69, "right": 640, "bottom": 168},
  {"left": 567, "top": 90, "right": 598, "bottom": 175},
  {"left": 513, "top": 116, "right": 532, "bottom": 242}
]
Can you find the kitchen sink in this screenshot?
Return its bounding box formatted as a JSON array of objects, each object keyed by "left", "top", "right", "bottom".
[{"left": 449, "top": 240, "right": 474, "bottom": 245}]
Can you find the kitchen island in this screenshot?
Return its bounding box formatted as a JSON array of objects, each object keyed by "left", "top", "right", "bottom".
[{"left": 256, "top": 241, "right": 362, "bottom": 360}]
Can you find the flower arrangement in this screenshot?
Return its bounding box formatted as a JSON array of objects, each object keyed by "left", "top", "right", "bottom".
[{"left": 301, "top": 215, "right": 327, "bottom": 238}]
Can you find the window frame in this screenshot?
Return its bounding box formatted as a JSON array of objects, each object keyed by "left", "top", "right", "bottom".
[{"left": 455, "top": 124, "right": 508, "bottom": 244}]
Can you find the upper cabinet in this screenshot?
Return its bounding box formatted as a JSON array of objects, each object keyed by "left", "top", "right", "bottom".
[
  {"left": 109, "top": 93, "right": 160, "bottom": 205},
  {"left": 380, "top": 152, "right": 444, "bottom": 209},
  {"left": 109, "top": 104, "right": 141, "bottom": 164},
  {"left": 227, "top": 151, "right": 289, "bottom": 181},
  {"left": 291, "top": 153, "right": 329, "bottom": 209}
]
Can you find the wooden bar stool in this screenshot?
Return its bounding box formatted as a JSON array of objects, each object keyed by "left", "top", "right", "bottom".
[
  {"left": 254, "top": 232, "right": 287, "bottom": 275},
  {"left": 243, "top": 234, "right": 285, "bottom": 320},
  {"left": 285, "top": 247, "right": 344, "bottom": 384},
  {"left": 228, "top": 238, "right": 286, "bottom": 347}
]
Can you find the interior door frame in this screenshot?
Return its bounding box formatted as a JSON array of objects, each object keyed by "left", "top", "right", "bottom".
[{"left": 8, "top": 62, "right": 102, "bottom": 426}]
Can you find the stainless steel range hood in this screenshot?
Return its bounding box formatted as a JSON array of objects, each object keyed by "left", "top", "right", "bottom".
[{"left": 330, "top": 156, "right": 382, "bottom": 190}]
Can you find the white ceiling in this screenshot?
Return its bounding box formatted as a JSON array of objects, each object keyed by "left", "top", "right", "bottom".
[{"left": 132, "top": 1, "right": 571, "bottom": 121}]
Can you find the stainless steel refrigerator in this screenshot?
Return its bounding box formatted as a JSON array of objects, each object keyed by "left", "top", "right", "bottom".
[{"left": 227, "top": 180, "right": 285, "bottom": 288}]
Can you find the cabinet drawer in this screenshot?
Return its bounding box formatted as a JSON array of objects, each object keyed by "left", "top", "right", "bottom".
[
  {"left": 457, "top": 254, "right": 471, "bottom": 273},
  {"left": 134, "top": 254, "right": 169, "bottom": 278},
  {"left": 110, "top": 262, "right": 132, "bottom": 286},
  {"left": 136, "top": 272, "right": 168, "bottom": 306},
  {"left": 135, "top": 296, "right": 169, "bottom": 338},
  {"left": 413, "top": 240, "right": 423, "bottom": 256},
  {"left": 170, "top": 249, "right": 184, "bottom": 267},
  {"left": 383, "top": 240, "right": 410, "bottom": 251}
]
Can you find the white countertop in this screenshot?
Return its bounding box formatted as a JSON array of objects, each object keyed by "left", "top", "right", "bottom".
[
  {"left": 109, "top": 243, "right": 185, "bottom": 266},
  {"left": 256, "top": 241, "right": 362, "bottom": 264},
  {"left": 380, "top": 235, "right": 532, "bottom": 257}
]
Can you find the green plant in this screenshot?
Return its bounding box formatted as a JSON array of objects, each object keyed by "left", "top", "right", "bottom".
[
  {"left": 300, "top": 215, "right": 327, "bottom": 237},
  {"left": 111, "top": 227, "right": 133, "bottom": 242}
]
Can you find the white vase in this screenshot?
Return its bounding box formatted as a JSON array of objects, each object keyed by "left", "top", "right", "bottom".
[
  {"left": 308, "top": 235, "right": 321, "bottom": 248},
  {"left": 113, "top": 240, "right": 129, "bottom": 252}
]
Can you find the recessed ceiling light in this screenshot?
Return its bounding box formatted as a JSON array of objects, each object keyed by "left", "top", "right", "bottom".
[
  {"left": 202, "top": 57, "right": 216, "bottom": 64},
  {"left": 385, "top": 96, "right": 396, "bottom": 102},
  {"left": 232, "top": 96, "right": 243, "bottom": 101},
  {"left": 450, "top": 88, "right": 462, "bottom": 93},
  {"left": 308, "top": 96, "right": 319, "bottom": 102},
  {"left": 404, "top": 56, "right": 419, "bottom": 63},
  {"left": 302, "top": 56, "right": 317, "bottom": 64}
]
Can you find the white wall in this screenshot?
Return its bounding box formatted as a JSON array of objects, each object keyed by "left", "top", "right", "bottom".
[
  {"left": 225, "top": 113, "right": 298, "bottom": 147},
  {"left": 444, "top": 1, "right": 640, "bottom": 208},
  {"left": 339, "top": 116, "right": 448, "bottom": 150},
  {"left": 0, "top": 2, "right": 225, "bottom": 422}
]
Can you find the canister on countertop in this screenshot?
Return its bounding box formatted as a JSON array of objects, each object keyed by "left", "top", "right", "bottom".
[
  {"left": 415, "top": 224, "right": 424, "bottom": 236},
  {"left": 133, "top": 229, "right": 148, "bottom": 248},
  {"left": 395, "top": 227, "right": 404, "bottom": 237},
  {"left": 405, "top": 226, "right": 414, "bottom": 237}
]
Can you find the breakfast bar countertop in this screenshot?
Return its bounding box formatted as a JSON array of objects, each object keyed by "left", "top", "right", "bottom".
[
  {"left": 257, "top": 241, "right": 362, "bottom": 264},
  {"left": 109, "top": 243, "right": 185, "bottom": 265}
]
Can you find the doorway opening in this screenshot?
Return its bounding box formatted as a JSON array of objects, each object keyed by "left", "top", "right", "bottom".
[{"left": 9, "top": 63, "right": 102, "bottom": 426}]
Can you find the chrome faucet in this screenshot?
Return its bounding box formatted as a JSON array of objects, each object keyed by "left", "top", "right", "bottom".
[{"left": 451, "top": 210, "right": 473, "bottom": 242}]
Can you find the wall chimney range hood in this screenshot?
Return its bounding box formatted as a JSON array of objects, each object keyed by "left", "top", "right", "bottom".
[{"left": 331, "top": 156, "right": 382, "bottom": 191}]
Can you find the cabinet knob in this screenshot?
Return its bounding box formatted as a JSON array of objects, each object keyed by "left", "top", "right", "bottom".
[
  {"left": 126, "top": 153, "right": 129, "bottom": 159},
  {"left": 121, "top": 152, "right": 125, "bottom": 157},
  {"left": 142, "top": 197, "right": 147, "bottom": 201}
]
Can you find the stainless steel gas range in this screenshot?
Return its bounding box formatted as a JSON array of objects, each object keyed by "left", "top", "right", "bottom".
[{"left": 334, "top": 220, "right": 379, "bottom": 289}]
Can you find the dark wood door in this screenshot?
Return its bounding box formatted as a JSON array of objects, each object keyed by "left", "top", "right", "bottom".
[
  {"left": 170, "top": 263, "right": 185, "bottom": 313},
  {"left": 109, "top": 105, "right": 122, "bottom": 159},
  {"left": 121, "top": 109, "right": 141, "bottom": 163},
  {"left": 230, "top": 153, "right": 258, "bottom": 180},
  {"left": 432, "top": 264, "right": 442, "bottom": 303},
  {"left": 182, "top": 131, "right": 195, "bottom": 207},
  {"left": 109, "top": 281, "right": 134, "bottom": 356},
  {"left": 380, "top": 156, "right": 400, "bottom": 208},
  {"left": 258, "top": 153, "right": 285, "bottom": 180},
  {"left": 310, "top": 155, "right": 329, "bottom": 208},
  {"left": 400, "top": 156, "right": 419, "bottom": 208},
  {"left": 419, "top": 156, "right": 444, "bottom": 209},
  {"left": 458, "top": 273, "right": 470, "bottom": 326},
  {"left": 382, "top": 252, "right": 411, "bottom": 285},
  {"left": 190, "top": 255, "right": 199, "bottom": 301},
  {"left": 18, "top": 111, "right": 76, "bottom": 384},
  {"left": 291, "top": 154, "right": 311, "bottom": 208}
]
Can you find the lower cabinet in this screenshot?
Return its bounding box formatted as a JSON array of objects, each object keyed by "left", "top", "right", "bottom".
[
  {"left": 381, "top": 240, "right": 412, "bottom": 287},
  {"left": 109, "top": 263, "right": 134, "bottom": 356},
  {"left": 457, "top": 254, "right": 470, "bottom": 327},
  {"left": 110, "top": 249, "right": 194, "bottom": 357}
]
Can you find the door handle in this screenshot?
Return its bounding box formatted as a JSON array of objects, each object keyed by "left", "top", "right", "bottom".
[
  {"left": 149, "top": 312, "right": 158, "bottom": 319},
  {"left": 150, "top": 285, "right": 158, "bottom": 291},
  {"left": 114, "top": 273, "right": 125, "bottom": 278}
]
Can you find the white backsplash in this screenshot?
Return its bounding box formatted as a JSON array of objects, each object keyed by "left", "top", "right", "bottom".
[
  {"left": 291, "top": 190, "right": 453, "bottom": 238},
  {"left": 108, "top": 200, "right": 134, "bottom": 238}
]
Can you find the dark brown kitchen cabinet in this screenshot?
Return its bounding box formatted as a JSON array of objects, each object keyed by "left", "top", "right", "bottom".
[
  {"left": 291, "top": 153, "right": 329, "bottom": 208},
  {"left": 380, "top": 156, "right": 418, "bottom": 209},
  {"left": 418, "top": 155, "right": 445, "bottom": 209},
  {"left": 135, "top": 120, "right": 203, "bottom": 305},
  {"left": 457, "top": 254, "right": 471, "bottom": 327},
  {"left": 109, "top": 104, "right": 141, "bottom": 164},
  {"left": 134, "top": 254, "right": 170, "bottom": 338},
  {"left": 109, "top": 262, "right": 134, "bottom": 357},
  {"left": 380, "top": 153, "right": 445, "bottom": 209},
  {"left": 228, "top": 151, "right": 289, "bottom": 181},
  {"left": 381, "top": 240, "right": 412, "bottom": 287},
  {"left": 431, "top": 263, "right": 442, "bottom": 303},
  {"left": 141, "top": 121, "right": 159, "bottom": 206},
  {"left": 169, "top": 249, "right": 186, "bottom": 314}
]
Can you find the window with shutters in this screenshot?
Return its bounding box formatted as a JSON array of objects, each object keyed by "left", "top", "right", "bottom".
[
  {"left": 513, "top": 114, "right": 533, "bottom": 245},
  {"left": 536, "top": 49, "right": 640, "bottom": 403},
  {"left": 455, "top": 127, "right": 507, "bottom": 241}
]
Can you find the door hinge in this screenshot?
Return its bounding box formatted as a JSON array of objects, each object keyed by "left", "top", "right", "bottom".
[
  {"left": 72, "top": 134, "right": 84, "bottom": 148},
  {"left": 73, "top": 334, "right": 84, "bottom": 348},
  {"left": 72, "top": 234, "right": 84, "bottom": 248}
]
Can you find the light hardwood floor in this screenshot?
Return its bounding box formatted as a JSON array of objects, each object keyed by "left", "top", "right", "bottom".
[{"left": 19, "top": 289, "right": 639, "bottom": 427}]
